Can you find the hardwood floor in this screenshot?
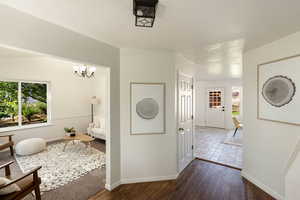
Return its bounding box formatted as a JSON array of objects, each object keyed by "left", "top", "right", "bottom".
[{"left": 90, "top": 160, "right": 275, "bottom": 200}]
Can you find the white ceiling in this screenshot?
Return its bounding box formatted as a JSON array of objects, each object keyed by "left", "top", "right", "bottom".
[
  {"left": 182, "top": 39, "right": 244, "bottom": 81},
  {"left": 1, "top": 0, "right": 300, "bottom": 80}
]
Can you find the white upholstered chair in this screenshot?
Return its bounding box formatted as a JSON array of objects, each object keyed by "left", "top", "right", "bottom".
[{"left": 87, "top": 117, "right": 106, "bottom": 140}]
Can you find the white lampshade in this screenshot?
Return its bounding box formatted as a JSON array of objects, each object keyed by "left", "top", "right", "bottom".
[
  {"left": 89, "top": 66, "right": 97, "bottom": 73},
  {"left": 79, "top": 66, "right": 87, "bottom": 72},
  {"left": 73, "top": 66, "right": 79, "bottom": 72},
  {"left": 91, "top": 96, "right": 101, "bottom": 105}
]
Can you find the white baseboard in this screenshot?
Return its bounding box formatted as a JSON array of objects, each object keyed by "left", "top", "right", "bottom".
[
  {"left": 241, "top": 170, "right": 284, "bottom": 200},
  {"left": 104, "top": 174, "right": 178, "bottom": 191},
  {"left": 121, "top": 174, "right": 178, "bottom": 184},
  {"left": 195, "top": 124, "right": 206, "bottom": 128},
  {"left": 105, "top": 181, "right": 121, "bottom": 191}
]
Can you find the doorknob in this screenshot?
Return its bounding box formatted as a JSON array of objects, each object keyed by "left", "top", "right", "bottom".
[{"left": 178, "top": 128, "right": 185, "bottom": 135}]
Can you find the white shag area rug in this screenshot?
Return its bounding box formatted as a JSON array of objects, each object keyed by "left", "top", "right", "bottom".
[
  {"left": 223, "top": 129, "right": 243, "bottom": 146},
  {"left": 15, "top": 141, "right": 105, "bottom": 192}
]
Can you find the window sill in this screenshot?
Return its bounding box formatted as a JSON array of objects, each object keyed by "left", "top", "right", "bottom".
[{"left": 0, "top": 123, "right": 53, "bottom": 133}]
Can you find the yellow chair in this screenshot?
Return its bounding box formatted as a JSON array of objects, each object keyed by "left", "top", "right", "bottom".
[{"left": 232, "top": 117, "right": 243, "bottom": 137}]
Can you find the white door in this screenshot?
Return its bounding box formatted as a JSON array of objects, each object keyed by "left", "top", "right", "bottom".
[
  {"left": 205, "top": 88, "right": 225, "bottom": 128},
  {"left": 178, "top": 73, "right": 194, "bottom": 173}
]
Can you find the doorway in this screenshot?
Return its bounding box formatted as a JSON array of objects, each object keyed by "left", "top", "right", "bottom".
[
  {"left": 232, "top": 86, "right": 243, "bottom": 119},
  {"left": 194, "top": 81, "right": 243, "bottom": 169},
  {"left": 0, "top": 45, "right": 111, "bottom": 199}
]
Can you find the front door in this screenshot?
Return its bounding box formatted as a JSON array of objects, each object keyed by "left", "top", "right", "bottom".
[
  {"left": 178, "top": 73, "right": 194, "bottom": 173},
  {"left": 206, "top": 88, "right": 225, "bottom": 128}
]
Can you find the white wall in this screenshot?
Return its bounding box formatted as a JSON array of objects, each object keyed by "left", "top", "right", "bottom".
[
  {"left": 120, "top": 48, "right": 178, "bottom": 183},
  {"left": 0, "top": 56, "right": 107, "bottom": 143},
  {"left": 243, "top": 31, "right": 300, "bottom": 199},
  {"left": 0, "top": 4, "right": 120, "bottom": 189},
  {"left": 92, "top": 68, "right": 109, "bottom": 125},
  {"left": 195, "top": 80, "right": 242, "bottom": 129},
  {"left": 175, "top": 53, "right": 198, "bottom": 76}
]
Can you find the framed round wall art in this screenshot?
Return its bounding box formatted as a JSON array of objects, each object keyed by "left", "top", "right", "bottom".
[
  {"left": 130, "top": 82, "right": 166, "bottom": 135},
  {"left": 257, "top": 54, "right": 300, "bottom": 125}
]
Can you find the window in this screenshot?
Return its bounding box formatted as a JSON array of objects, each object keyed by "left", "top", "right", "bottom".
[
  {"left": 232, "top": 87, "right": 241, "bottom": 117},
  {"left": 0, "top": 80, "right": 50, "bottom": 130},
  {"left": 0, "top": 81, "right": 18, "bottom": 128},
  {"left": 209, "top": 91, "right": 222, "bottom": 108}
]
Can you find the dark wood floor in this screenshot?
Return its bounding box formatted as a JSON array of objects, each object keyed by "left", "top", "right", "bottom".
[{"left": 90, "top": 160, "right": 275, "bottom": 200}]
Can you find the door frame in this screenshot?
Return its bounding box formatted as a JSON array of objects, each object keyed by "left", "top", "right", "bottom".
[
  {"left": 0, "top": 44, "right": 113, "bottom": 190},
  {"left": 176, "top": 71, "right": 195, "bottom": 173}
]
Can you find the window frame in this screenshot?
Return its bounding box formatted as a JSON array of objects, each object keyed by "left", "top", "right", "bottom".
[{"left": 0, "top": 79, "right": 52, "bottom": 133}]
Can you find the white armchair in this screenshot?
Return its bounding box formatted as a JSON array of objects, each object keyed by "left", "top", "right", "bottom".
[{"left": 87, "top": 117, "right": 106, "bottom": 140}]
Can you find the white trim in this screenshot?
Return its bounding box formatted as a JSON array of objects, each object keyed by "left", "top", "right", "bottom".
[
  {"left": 177, "top": 71, "right": 193, "bottom": 79},
  {"left": 0, "top": 115, "right": 92, "bottom": 133},
  {"left": 241, "top": 170, "right": 284, "bottom": 200},
  {"left": 0, "top": 78, "right": 51, "bottom": 84},
  {"left": 0, "top": 123, "right": 53, "bottom": 133},
  {"left": 176, "top": 70, "right": 180, "bottom": 173},
  {"left": 47, "top": 81, "right": 52, "bottom": 125},
  {"left": 105, "top": 181, "right": 121, "bottom": 191},
  {"left": 103, "top": 68, "right": 111, "bottom": 192},
  {"left": 121, "top": 174, "right": 178, "bottom": 184},
  {"left": 18, "top": 81, "right": 21, "bottom": 126},
  {"left": 52, "top": 115, "right": 91, "bottom": 121}
]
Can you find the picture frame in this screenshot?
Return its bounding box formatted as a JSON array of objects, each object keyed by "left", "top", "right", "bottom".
[
  {"left": 130, "top": 82, "right": 166, "bottom": 135},
  {"left": 257, "top": 54, "right": 300, "bottom": 126}
]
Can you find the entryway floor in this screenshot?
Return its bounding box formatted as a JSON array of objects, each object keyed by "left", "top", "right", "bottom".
[{"left": 194, "top": 126, "right": 243, "bottom": 169}]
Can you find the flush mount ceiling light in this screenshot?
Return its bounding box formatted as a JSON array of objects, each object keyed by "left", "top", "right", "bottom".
[
  {"left": 133, "top": 0, "right": 159, "bottom": 28},
  {"left": 73, "top": 66, "right": 96, "bottom": 78}
]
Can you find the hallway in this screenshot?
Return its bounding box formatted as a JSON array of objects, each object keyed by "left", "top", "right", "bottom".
[
  {"left": 194, "top": 127, "right": 243, "bottom": 169},
  {"left": 90, "top": 160, "right": 274, "bottom": 200}
]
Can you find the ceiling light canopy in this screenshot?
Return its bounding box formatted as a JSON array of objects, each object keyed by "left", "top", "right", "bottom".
[{"left": 133, "top": 0, "right": 159, "bottom": 28}]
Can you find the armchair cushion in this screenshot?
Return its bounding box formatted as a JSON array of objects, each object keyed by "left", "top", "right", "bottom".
[
  {"left": 93, "top": 117, "right": 105, "bottom": 129},
  {"left": 92, "top": 128, "right": 105, "bottom": 134},
  {"left": 1, "top": 176, "right": 41, "bottom": 200},
  {"left": 0, "top": 177, "right": 21, "bottom": 195},
  {"left": 94, "top": 120, "right": 101, "bottom": 128}
]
